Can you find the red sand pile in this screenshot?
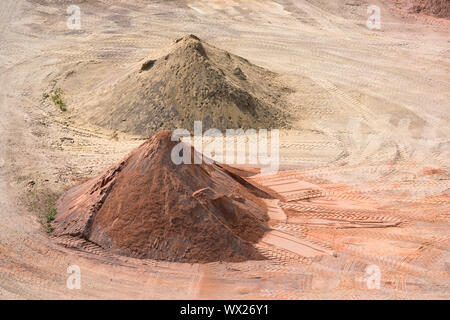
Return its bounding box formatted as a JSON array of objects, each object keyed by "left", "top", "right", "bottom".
[{"left": 52, "top": 131, "right": 269, "bottom": 262}]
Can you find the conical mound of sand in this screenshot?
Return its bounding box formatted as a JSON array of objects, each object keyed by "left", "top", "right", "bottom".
[
  {"left": 52, "top": 130, "right": 270, "bottom": 262},
  {"left": 81, "top": 34, "right": 291, "bottom": 137}
]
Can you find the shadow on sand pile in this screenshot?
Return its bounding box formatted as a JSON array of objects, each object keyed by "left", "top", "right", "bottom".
[
  {"left": 52, "top": 130, "right": 271, "bottom": 263},
  {"left": 80, "top": 34, "right": 292, "bottom": 137}
]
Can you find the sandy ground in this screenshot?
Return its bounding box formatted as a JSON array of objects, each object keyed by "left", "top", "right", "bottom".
[{"left": 0, "top": 0, "right": 449, "bottom": 299}]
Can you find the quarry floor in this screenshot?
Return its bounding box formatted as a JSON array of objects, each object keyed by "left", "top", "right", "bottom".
[{"left": 0, "top": 0, "right": 449, "bottom": 299}]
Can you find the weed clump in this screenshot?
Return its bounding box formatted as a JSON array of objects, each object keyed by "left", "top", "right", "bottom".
[
  {"left": 44, "top": 88, "right": 66, "bottom": 111},
  {"left": 46, "top": 206, "right": 57, "bottom": 222},
  {"left": 44, "top": 206, "right": 57, "bottom": 233}
]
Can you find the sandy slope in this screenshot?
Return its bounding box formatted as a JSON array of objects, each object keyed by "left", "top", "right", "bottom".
[
  {"left": 77, "top": 34, "right": 292, "bottom": 137},
  {"left": 0, "top": 0, "right": 448, "bottom": 299}
]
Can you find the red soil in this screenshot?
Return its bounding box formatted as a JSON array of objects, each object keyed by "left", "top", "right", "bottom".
[
  {"left": 389, "top": 0, "right": 450, "bottom": 19},
  {"left": 411, "top": 0, "right": 449, "bottom": 18},
  {"left": 52, "top": 131, "right": 270, "bottom": 262},
  {"left": 423, "top": 167, "right": 446, "bottom": 175}
]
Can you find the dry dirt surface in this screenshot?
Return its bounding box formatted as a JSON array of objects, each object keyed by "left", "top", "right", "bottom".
[{"left": 0, "top": 0, "right": 449, "bottom": 299}]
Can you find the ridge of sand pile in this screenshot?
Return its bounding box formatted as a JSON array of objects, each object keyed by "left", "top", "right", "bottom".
[
  {"left": 52, "top": 130, "right": 270, "bottom": 262},
  {"left": 411, "top": 0, "right": 449, "bottom": 18},
  {"left": 81, "top": 34, "right": 291, "bottom": 137}
]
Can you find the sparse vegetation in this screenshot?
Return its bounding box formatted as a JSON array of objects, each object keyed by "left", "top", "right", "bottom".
[
  {"left": 19, "top": 178, "right": 60, "bottom": 234},
  {"left": 51, "top": 88, "right": 66, "bottom": 111},
  {"left": 44, "top": 88, "right": 67, "bottom": 111},
  {"left": 45, "top": 223, "right": 54, "bottom": 234},
  {"left": 43, "top": 205, "right": 57, "bottom": 233},
  {"left": 46, "top": 206, "right": 57, "bottom": 223}
]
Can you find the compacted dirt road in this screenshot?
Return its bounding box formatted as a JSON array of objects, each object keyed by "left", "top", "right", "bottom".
[{"left": 0, "top": 0, "right": 449, "bottom": 299}]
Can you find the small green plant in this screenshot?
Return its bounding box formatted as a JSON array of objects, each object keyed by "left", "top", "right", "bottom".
[
  {"left": 45, "top": 224, "right": 54, "bottom": 234},
  {"left": 18, "top": 178, "right": 60, "bottom": 234},
  {"left": 50, "top": 88, "right": 67, "bottom": 111},
  {"left": 46, "top": 206, "right": 57, "bottom": 223},
  {"left": 44, "top": 206, "right": 57, "bottom": 233}
]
